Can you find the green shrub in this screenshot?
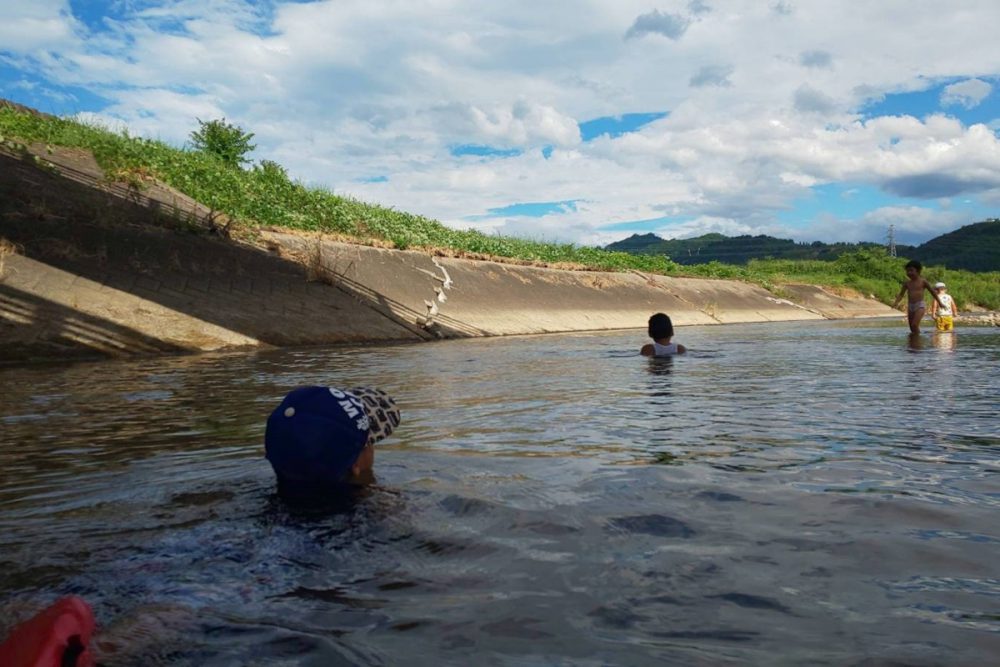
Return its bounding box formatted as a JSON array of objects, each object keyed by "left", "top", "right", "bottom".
[
  {"left": 189, "top": 118, "right": 256, "bottom": 168},
  {"left": 834, "top": 247, "right": 903, "bottom": 282}
]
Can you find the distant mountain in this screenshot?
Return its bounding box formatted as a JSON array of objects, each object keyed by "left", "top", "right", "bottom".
[
  {"left": 605, "top": 219, "right": 999, "bottom": 272},
  {"left": 913, "top": 219, "right": 1000, "bottom": 272}
]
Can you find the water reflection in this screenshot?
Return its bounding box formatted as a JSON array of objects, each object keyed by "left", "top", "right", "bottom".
[
  {"left": 931, "top": 332, "right": 957, "bottom": 351},
  {"left": 644, "top": 356, "right": 674, "bottom": 377},
  {"left": 908, "top": 331, "right": 961, "bottom": 353},
  {"left": 1, "top": 322, "right": 999, "bottom": 665},
  {"left": 907, "top": 331, "right": 926, "bottom": 351}
]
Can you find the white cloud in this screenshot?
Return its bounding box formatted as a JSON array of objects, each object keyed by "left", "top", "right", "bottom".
[
  {"left": 688, "top": 1, "right": 712, "bottom": 15},
  {"left": 793, "top": 84, "right": 837, "bottom": 114},
  {"left": 624, "top": 9, "right": 690, "bottom": 41},
  {"left": 658, "top": 216, "right": 760, "bottom": 238},
  {"left": 940, "top": 78, "right": 992, "bottom": 109},
  {"left": 689, "top": 64, "right": 733, "bottom": 88},
  {"left": 807, "top": 207, "right": 968, "bottom": 245},
  {"left": 0, "top": 0, "right": 79, "bottom": 52},
  {"left": 1, "top": 0, "right": 999, "bottom": 247},
  {"left": 466, "top": 100, "right": 581, "bottom": 148},
  {"left": 77, "top": 89, "right": 227, "bottom": 145},
  {"left": 799, "top": 50, "right": 833, "bottom": 69}
]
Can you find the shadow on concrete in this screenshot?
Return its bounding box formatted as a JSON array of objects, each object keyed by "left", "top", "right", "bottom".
[
  {"left": 0, "top": 150, "right": 422, "bottom": 350},
  {"left": 0, "top": 283, "right": 185, "bottom": 363}
]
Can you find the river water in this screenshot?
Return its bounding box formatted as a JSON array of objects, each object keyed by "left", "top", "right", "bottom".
[{"left": 0, "top": 321, "right": 998, "bottom": 666}]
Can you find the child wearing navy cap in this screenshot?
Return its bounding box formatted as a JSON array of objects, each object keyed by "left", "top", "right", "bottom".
[
  {"left": 265, "top": 386, "right": 400, "bottom": 498},
  {"left": 0, "top": 390, "right": 400, "bottom": 664}
]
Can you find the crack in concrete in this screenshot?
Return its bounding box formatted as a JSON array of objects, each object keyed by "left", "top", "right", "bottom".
[
  {"left": 419, "top": 257, "right": 455, "bottom": 332},
  {"left": 630, "top": 269, "right": 723, "bottom": 324},
  {"left": 765, "top": 295, "right": 823, "bottom": 317}
]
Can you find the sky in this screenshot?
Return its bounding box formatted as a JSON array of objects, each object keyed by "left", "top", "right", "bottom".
[{"left": 1, "top": 1, "right": 999, "bottom": 247}]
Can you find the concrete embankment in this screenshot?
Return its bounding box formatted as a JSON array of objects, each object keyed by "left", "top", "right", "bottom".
[
  {"left": 777, "top": 283, "right": 900, "bottom": 320},
  {"left": 0, "top": 142, "right": 895, "bottom": 363},
  {"left": 268, "top": 232, "right": 833, "bottom": 338}
]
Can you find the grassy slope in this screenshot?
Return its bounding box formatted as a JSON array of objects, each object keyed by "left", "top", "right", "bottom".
[
  {"left": 2, "top": 105, "right": 997, "bottom": 310},
  {"left": 0, "top": 106, "right": 676, "bottom": 275}
]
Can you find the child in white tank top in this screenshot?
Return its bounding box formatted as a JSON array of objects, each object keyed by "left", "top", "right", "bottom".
[
  {"left": 929, "top": 282, "right": 956, "bottom": 332},
  {"left": 640, "top": 313, "right": 687, "bottom": 357}
]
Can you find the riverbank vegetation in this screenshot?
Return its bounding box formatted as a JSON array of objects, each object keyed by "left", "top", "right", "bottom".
[
  {"left": 696, "top": 250, "right": 999, "bottom": 310},
  {"left": 1, "top": 104, "right": 997, "bottom": 309}
]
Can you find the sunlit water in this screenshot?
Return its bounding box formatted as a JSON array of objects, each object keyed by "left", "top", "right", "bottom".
[{"left": 1, "top": 321, "right": 998, "bottom": 666}]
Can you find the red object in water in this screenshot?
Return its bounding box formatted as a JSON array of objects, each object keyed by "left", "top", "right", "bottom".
[{"left": 0, "top": 596, "right": 95, "bottom": 667}]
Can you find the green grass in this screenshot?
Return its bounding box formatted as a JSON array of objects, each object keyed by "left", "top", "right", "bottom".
[{"left": 2, "top": 105, "right": 998, "bottom": 310}]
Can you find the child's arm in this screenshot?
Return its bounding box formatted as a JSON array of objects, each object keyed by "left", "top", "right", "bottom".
[
  {"left": 677, "top": 344, "right": 687, "bottom": 354},
  {"left": 892, "top": 283, "right": 907, "bottom": 309},
  {"left": 640, "top": 343, "right": 654, "bottom": 357},
  {"left": 925, "top": 281, "right": 946, "bottom": 308}
]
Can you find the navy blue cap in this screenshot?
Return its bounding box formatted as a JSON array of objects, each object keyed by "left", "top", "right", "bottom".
[{"left": 265, "top": 386, "right": 383, "bottom": 491}]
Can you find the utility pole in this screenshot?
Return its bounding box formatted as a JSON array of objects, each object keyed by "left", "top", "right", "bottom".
[{"left": 886, "top": 224, "right": 896, "bottom": 257}]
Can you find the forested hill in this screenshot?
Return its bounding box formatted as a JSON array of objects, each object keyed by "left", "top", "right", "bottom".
[
  {"left": 913, "top": 219, "right": 1000, "bottom": 272},
  {"left": 605, "top": 219, "right": 1000, "bottom": 271},
  {"left": 604, "top": 233, "right": 907, "bottom": 265}
]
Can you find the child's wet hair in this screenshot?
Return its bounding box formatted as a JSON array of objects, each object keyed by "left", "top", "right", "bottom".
[
  {"left": 905, "top": 260, "right": 922, "bottom": 272},
  {"left": 648, "top": 312, "right": 674, "bottom": 340}
]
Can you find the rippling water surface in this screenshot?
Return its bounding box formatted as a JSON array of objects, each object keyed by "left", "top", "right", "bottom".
[{"left": 1, "top": 321, "right": 998, "bottom": 665}]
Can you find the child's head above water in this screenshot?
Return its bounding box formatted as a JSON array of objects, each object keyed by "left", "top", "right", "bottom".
[
  {"left": 265, "top": 386, "right": 400, "bottom": 499},
  {"left": 648, "top": 312, "right": 674, "bottom": 341}
]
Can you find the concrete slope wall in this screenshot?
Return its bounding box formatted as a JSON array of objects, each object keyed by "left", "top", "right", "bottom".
[
  {"left": 0, "top": 150, "right": 423, "bottom": 362},
  {"left": 779, "top": 284, "right": 899, "bottom": 319},
  {"left": 269, "top": 232, "right": 823, "bottom": 338}
]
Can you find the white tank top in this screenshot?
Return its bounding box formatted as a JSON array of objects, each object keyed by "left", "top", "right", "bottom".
[
  {"left": 937, "top": 293, "right": 954, "bottom": 316},
  {"left": 652, "top": 341, "right": 679, "bottom": 356}
]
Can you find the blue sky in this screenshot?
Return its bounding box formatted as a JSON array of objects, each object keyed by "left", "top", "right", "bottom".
[
  {"left": 1, "top": 1, "right": 998, "bottom": 246},
  {"left": 578, "top": 112, "right": 669, "bottom": 141},
  {"left": 860, "top": 79, "right": 1000, "bottom": 126},
  {"left": 486, "top": 200, "right": 579, "bottom": 218}
]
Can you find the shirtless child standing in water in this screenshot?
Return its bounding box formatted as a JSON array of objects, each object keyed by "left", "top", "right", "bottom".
[{"left": 892, "top": 260, "right": 945, "bottom": 334}]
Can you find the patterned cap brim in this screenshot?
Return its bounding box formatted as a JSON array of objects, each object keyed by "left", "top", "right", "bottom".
[{"left": 348, "top": 387, "right": 400, "bottom": 444}]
